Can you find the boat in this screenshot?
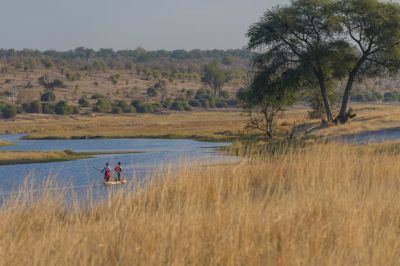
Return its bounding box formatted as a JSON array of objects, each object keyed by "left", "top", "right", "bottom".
[{"left": 103, "top": 180, "right": 127, "bottom": 185}]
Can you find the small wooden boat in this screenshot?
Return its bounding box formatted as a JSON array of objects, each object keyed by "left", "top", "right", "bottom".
[{"left": 103, "top": 180, "right": 127, "bottom": 185}]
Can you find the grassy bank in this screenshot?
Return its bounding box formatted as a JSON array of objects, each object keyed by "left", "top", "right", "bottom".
[
  {"left": 0, "top": 109, "right": 309, "bottom": 141},
  {"left": 0, "top": 140, "right": 14, "bottom": 146},
  {"left": 1, "top": 142, "right": 400, "bottom": 264},
  {"left": 0, "top": 150, "right": 94, "bottom": 165},
  {"left": 0, "top": 150, "right": 141, "bottom": 165},
  {"left": 1, "top": 104, "right": 400, "bottom": 143}
]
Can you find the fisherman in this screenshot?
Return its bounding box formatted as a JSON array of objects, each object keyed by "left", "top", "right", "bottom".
[
  {"left": 114, "top": 162, "right": 123, "bottom": 181},
  {"left": 101, "top": 163, "right": 112, "bottom": 182}
]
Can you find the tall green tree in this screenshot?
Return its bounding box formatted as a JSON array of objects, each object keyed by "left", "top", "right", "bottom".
[
  {"left": 247, "top": 0, "right": 355, "bottom": 123},
  {"left": 336, "top": 0, "right": 400, "bottom": 123},
  {"left": 201, "top": 61, "right": 228, "bottom": 96}
]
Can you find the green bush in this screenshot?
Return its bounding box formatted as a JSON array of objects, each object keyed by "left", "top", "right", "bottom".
[
  {"left": 189, "top": 99, "right": 201, "bottom": 107},
  {"left": 29, "top": 100, "right": 43, "bottom": 113},
  {"left": 78, "top": 96, "right": 91, "bottom": 107},
  {"left": 55, "top": 101, "right": 74, "bottom": 115},
  {"left": 162, "top": 98, "right": 174, "bottom": 109},
  {"left": 41, "top": 103, "right": 56, "bottom": 114},
  {"left": 146, "top": 86, "right": 158, "bottom": 97},
  {"left": 215, "top": 100, "right": 228, "bottom": 108},
  {"left": 227, "top": 99, "right": 237, "bottom": 106},
  {"left": 219, "top": 90, "right": 230, "bottom": 99},
  {"left": 41, "top": 91, "right": 56, "bottom": 102},
  {"left": 52, "top": 79, "right": 64, "bottom": 88},
  {"left": 199, "top": 98, "right": 210, "bottom": 108},
  {"left": 170, "top": 100, "right": 191, "bottom": 111},
  {"left": 351, "top": 91, "right": 383, "bottom": 102},
  {"left": 71, "top": 105, "right": 80, "bottom": 114},
  {"left": 113, "top": 100, "right": 133, "bottom": 113},
  {"left": 131, "top": 99, "right": 143, "bottom": 109},
  {"left": 383, "top": 91, "right": 400, "bottom": 102},
  {"left": 131, "top": 100, "right": 157, "bottom": 113},
  {"left": 93, "top": 99, "right": 112, "bottom": 113},
  {"left": 1, "top": 104, "right": 17, "bottom": 119}
]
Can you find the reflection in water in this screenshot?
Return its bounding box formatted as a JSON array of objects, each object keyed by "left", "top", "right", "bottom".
[{"left": 338, "top": 128, "right": 400, "bottom": 144}]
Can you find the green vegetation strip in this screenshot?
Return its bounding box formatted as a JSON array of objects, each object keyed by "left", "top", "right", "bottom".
[
  {"left": 23, "top": 133, "right": 239, "bottom": 142},
  {"left": 0, "top": 150, "right": 142, "bottom": 165},
  {"left": 0, "top": 140, "right": 15, "bottom": 146}
]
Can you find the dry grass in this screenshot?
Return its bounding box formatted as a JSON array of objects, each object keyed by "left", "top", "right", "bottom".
[
  {"left": 0, "top": 140, "right": 13, "bottom": 146},
  {"left": 0, "top": 111, "right": 251, "bottom": 141},
  {"left": 0, "top": 107, "right": 311, "bottom": 141},
  {"left": 1, "top": 143, "right": 400, "bottom": 265},
  {"left": 313, "top": 103, "right": 400, "bottom": 137},
  {"left": 0, "top": 103, "right": 400, "bottom": 142}
]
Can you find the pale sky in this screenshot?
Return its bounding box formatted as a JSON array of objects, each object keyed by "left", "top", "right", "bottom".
[{"left": 0, "top": 0, "right": 290, "bottom": 51}]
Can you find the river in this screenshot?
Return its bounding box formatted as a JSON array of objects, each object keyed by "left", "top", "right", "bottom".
[{"left": 0, "top": 135, "right": 237, "bottom": 201}]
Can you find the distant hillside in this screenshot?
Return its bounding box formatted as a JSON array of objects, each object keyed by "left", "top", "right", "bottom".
[{"left": 0, "top": 48, "right": 252, "bottom": 117}]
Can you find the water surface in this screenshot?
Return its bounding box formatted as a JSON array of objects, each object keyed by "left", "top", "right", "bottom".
[{"left": 0, "top": 135, "right": 236, "bottom": 201}]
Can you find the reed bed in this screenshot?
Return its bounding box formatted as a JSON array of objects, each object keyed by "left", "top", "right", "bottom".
[{"left": 0, "top": 143, "right": 400, "bottom": 265}]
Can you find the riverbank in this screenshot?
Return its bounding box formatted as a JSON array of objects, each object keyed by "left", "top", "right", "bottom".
[
  {"left": 0, "top": 109, "right": 307, "bottom": 141},
  {"left": 1, "top": 142, "right": 400, "bottom": 264},
  {"left": 0, "top": 140, "right": 14, "bottom": 146},
  {"left": 1, "top": 104, "right": 400, "bottom": 142},
  {"left": 0, "top": 150, "right": 141, "bottom": 165}
]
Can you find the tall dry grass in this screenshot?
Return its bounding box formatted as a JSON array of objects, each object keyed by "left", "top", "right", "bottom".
[{"left": 1, "top": 143, "right": 400, "bottom": 265}]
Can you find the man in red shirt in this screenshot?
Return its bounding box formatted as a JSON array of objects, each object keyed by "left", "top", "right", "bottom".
[{"left": 114, "top": 162, "right": 123, "bottom": 182}]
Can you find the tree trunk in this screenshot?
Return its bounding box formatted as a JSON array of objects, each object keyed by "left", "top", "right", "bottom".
[
  {"left": 336, "top": 57, "right": 365, "bottom": 123},
  {"left": 336, "top": 73, "right": 356, "bottom": 123},
  {"left": 317, "top": 73, "right": 334, "bottom": 123}
]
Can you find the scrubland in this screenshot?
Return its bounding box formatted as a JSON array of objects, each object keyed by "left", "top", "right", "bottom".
[{"left": 1, "top": 142, "right": 400, "bottom": 265}]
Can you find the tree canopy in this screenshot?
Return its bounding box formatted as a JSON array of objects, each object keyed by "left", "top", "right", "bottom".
[
  {"left": 247, "top": 0, "right": 400, "bottom": 124},
  {"left": 201, "top": 61, "right": 228, "bottom": 96}
]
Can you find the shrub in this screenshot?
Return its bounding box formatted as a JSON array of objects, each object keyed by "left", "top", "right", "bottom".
[
  {"left": 215, "top": 100, "right": 228, "bottom": 108},
  {"left": 55, "top": 101, "right": 74, "bottom": 115},
  {"left": 189, "top": 99, "right": 201, "bottom": 107},
  {"left": 132, "top": 100, "right": 157, "bottom": 113},
  {"left": 1, "top": 104, "right": 17, "bottom": 119},
  {"left": 219, "top": 90, "right": 230, "bottom": 99},
  {"left": 114, "top": 100, "right": 132, "bottom": 113},
  {"left": 112, "top": 106, "right": 123, "bottom": 114},
  {"left": 199, "top": 98, "right": 210, "bottom": 108},
  {"left": 29, "top": 100, "right": 43, "bottom": 113},
  {"left": 41, "top": 91, "right": 56, "bottom": 102},
  {"left": 131, "top": 100, "right": 143, "bottom": 109},
  {"left": 110, "top": 74, "right": 120, "bottom": 85},
  {"left": 91, "top": 93, "right": 104, "bottom": 100},
  {"left": 41, "top": 103, "right": 56, "bottom": 114},
  {"left": 71, "top": 105, "right": 80, "bottom": 114},
  {"left": 162, "top": 99, "right": 174, "bottom": 109},
  {"left": 383, "top": 91, "right": 400, "bottom": 102},
  {"left": 227, "top": 99, "right": 237, "bottom": 106},
  {"left": 147, "top": 86, "right": 158, "bottom": 97},
  {"left": 52, "top": 79, "right": 64, "bottom": 88},
  {"left": 195, "top": 88, "right": 212, "bottom": 99},
  {"left": 186, "top": 89, "right": 194, "bottom": 100},
  {"left": 170, "top": 100, "right": 191, "bottom": 111},
  {"left": 93, "top": 99, "right": 112, "bottom": 113},
  {"left": 78, "top": 96, "right": 91, "bottom": 107}
]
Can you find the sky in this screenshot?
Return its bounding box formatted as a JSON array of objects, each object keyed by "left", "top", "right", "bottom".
[{"left": 0, "top": 0, "right": 290, "bottom": 51}]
